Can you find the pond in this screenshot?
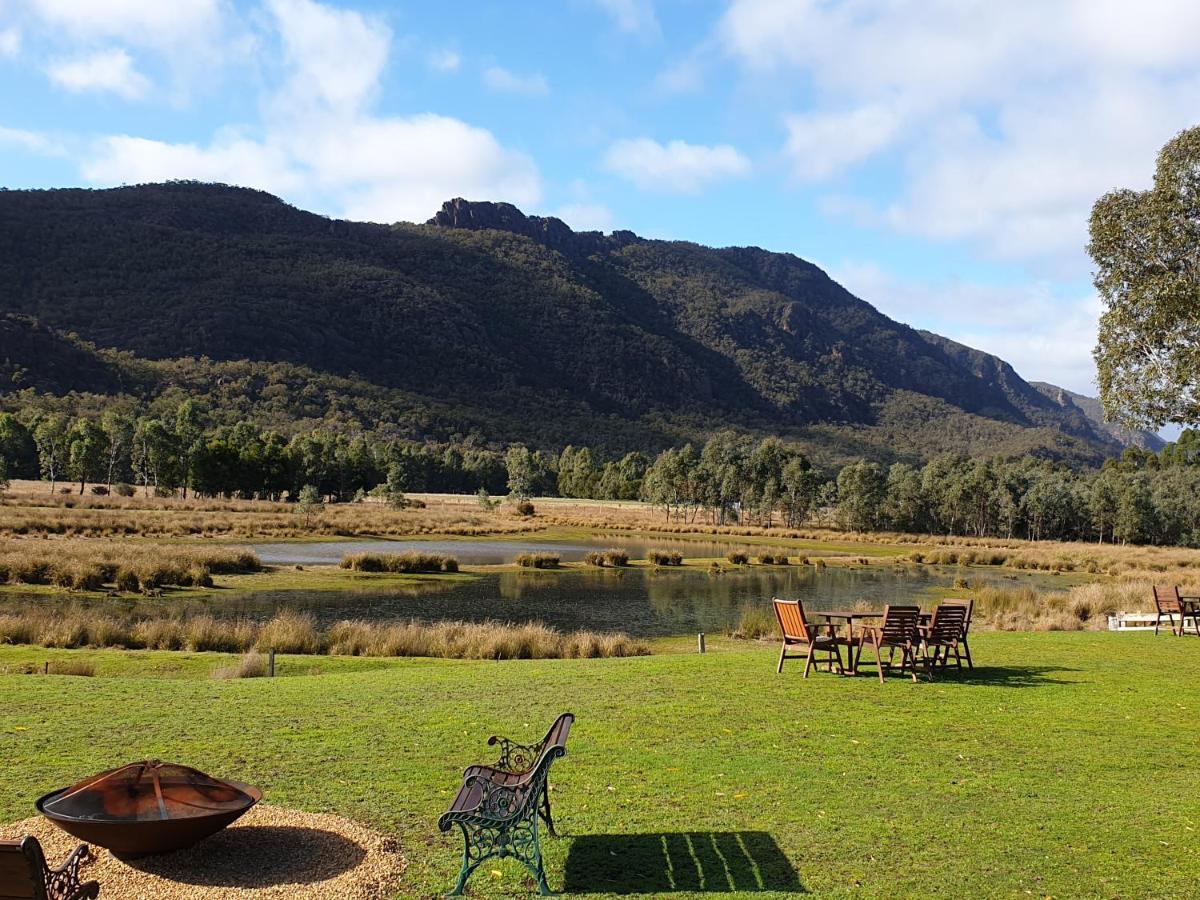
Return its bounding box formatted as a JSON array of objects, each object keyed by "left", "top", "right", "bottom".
[
  {"left": 1, "top": 564, "right": 1077, "bottom": 639},
  {"left": 248, "top": 534, "right": 837, "bottom": 567}
]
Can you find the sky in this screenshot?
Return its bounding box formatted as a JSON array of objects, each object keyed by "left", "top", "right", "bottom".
[{"left": 1, "top": 0, "right": 1197, "bottom": 410}]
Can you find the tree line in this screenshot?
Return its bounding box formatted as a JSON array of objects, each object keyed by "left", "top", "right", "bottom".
[{"left": 1, "top": 398, "right": 1198, "bottom": 546}]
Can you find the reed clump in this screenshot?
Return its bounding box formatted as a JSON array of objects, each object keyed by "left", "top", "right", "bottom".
[
  {"left": 727, "top": 603, "right": 778, "bottom": 640},
  {"left": 0, "top": 607, "right": 648, "bottom": 659},
  {"left": 647, "top": 549, "right": 683, "bottom": 566},
  {"left": 726, "top": 550, "right": 750, "bottom": 565},
  {"left": 756, "top": 553, "right": 789, "bottom": 565},
  {"left": 515, "top": 552, "right": 560, "bottom": 569},
  {"left": 340, "top": 551, "right": 459, "bottom": 574}
]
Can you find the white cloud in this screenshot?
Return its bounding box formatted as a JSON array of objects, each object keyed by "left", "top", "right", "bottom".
[
  {"left": 590, "top": 0, "right": 659, "bottom": 39},
  {"left": 0, "top": 27, "right": 20, "bottom": 58},
  {"left": 603, "top": 137, "right": 750, "bottom": 192},
  {"left": 0, "top": 125, "right": 65, "bottom": 156},
  {"left": 717, "top": 0, "right": 1200, "bottom": 271},
  {"left": 28, "top": 0, "right": 223, "bottom": 49},
  {"left": 83, "top": 133, "right": 302, "bottom": 195},
  {"left": 483, "top": 66, "right": 549, "bottom": 96},
  {"left": 784, "top": 104, "right": 905, "bottom": 181},
  {"left": 428, "top": 49, "right": 460, "bottom": 73},
  {"left": 78, "top": 0, "right": 541, "bottom": 225},
  {"left": 830, "top": 259, "right": 1101, "bottom": 394},
  {"left": 267, "top": 0, "right": 389, "bottom": 113},
  {"left": 47, "top": 48, "right": 150, "bottom": 99},
  {"left": 554, "top": 202, "right": 615, "bottom": 232},
  {"left": 652, "top": 57, "right": 703, "bottom": 95}
]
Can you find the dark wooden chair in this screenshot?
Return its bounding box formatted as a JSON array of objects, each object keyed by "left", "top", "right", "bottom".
[
  {"left": 772, "top": 598, "right": 847, "bottom": 677},
  {"left": 1153, "top": 585, "right": 1200, "bottom": 637},
  {"left": 940, "top": 598, "right": 974, "bottom": 667},
  {"left": 439, "top": 713, "right": 573, "bottom": 896},
  {"left": 0, "top": 836, "right": 98, "bottom": 900},
  {"left": 919, "top": 603, "right": 970, "bottom": 674},
  {"left": 855, "top": 605, "right": 922, "bottom": 682}
]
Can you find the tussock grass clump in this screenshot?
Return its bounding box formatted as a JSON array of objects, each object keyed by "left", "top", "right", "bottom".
[
  {"left": 966, "top": 578, "right": 1184, "bottom": 632},
  {"left": 582, "top": 549, "right": 630, "bottom": 567},
  {"left": 49, "top": 660, "right": 96, "bottom": 676},
  {"left": 212, "top": 650, "right": 267, "bottom": 680},
  {"left": 603, "top": 548, "right": 629, "bottom": 567},
  {"left": 325, "top": 619, "right": 648, "bottom": 660},
  {"left": 726, "top": 550, "right": 750, "bottom": 565},
  {"left": 0, "top": 541, "right": 259, "bottom": 594},
  {"left": 727, "top": 603, "right": 778, "bottom": 640},
  {"left": 256, "top": 611, "right": 321, "bottom": 654},
  {"left": 757, "top": 553, "right": 789, "bottom": 565},
  {"left": 515, "top": 552, "right": 560, "bottom": 569},
  {"left": 0, "top": 607, "right": 649, "bottom": 660},
  {"left": 340, "top": 551, "right": 459, "bottom": 574},
  {"left": 647, "top": 549, "right": 683, "bottom": 566}
]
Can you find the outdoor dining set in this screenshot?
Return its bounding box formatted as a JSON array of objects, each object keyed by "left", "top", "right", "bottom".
[{"left": 772, "top": 597, "right": 973, "bottom": 681}]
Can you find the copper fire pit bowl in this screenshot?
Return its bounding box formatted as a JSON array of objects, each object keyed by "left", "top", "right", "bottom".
[{"left": 36, "top": 760, "right": 262, "bottom": 859}]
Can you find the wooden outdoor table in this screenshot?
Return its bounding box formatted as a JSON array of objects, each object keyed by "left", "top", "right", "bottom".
[{"left": 818, "top": 610, "right": 882, "bottom": 675}]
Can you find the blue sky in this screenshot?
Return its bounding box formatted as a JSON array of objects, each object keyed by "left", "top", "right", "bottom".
[{"left": 2, "top": 0, "right": 1198, "bottom": 411}]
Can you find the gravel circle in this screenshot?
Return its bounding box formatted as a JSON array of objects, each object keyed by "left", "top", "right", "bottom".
[{"left": 1, "top": 804, "right": 407, "bottom": 899}]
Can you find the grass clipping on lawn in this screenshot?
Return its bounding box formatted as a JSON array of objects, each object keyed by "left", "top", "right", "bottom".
[{"left": 1, "top": 804, "right": 406, "bottom": 899}]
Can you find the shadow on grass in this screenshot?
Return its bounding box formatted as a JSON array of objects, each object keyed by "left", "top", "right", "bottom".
[
  {"left": 563, "top": 832, "right": 805, "bottom": 894},
  {"left": 932, "top": 665, "right": 1080, "bottom": 687}
]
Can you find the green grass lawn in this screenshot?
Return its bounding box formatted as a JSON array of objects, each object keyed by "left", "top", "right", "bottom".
[{"left": 1, "top": 634, "right": 1197, "bottom": 898}]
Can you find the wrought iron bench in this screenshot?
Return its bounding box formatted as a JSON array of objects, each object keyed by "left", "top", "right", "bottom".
[
  {"left": 438, "top": 712, "right": 574, "bottom": 896},
  {"left": 0, "top": 836, "right": 99, "bottom": 900}
]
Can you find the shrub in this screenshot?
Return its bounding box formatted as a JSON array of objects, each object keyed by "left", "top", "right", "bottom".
[
  {"left": 89, "top": 485, "right": 109, "bottom": 496},
  {"left": 726, "top": 550, "right": 750, "bottom": 565},
  {"left": 112, "top": 482, "right": 136, "bottom": 497},
  {"left": 583, "top": 551, "right": 606, "bottom": 567},
  {"left": 515, "top": 500, "right": 536, "bottom": 517},
  {"left": 648, "top": 550, "right": 683, "bottom": 566}
]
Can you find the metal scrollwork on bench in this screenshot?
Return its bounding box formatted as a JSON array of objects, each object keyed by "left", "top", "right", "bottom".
[
  {"left": 488, "top": 735, "right": 545, "bottom": 774},
  {"left": 439, "top": 713, "right": 574, "bottom": 897}
]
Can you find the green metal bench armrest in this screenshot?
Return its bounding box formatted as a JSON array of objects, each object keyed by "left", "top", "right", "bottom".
[{"left": 439, "top": 775, "right": 530, "bottom": 831}]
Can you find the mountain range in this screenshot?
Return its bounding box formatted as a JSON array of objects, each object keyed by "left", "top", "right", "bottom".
[{"left": 0, "top": 182, "right": 1157, "bottom": 466}]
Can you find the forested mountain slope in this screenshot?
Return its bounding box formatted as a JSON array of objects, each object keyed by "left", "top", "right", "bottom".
[{"left": 0, "top": 183, "right": 1127, "bottom": 464}]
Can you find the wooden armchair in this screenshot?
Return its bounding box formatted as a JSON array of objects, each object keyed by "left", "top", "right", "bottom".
[
  {"left": 919, "top": 603, "right": 970, "bottom": 674},
  {"left": 0, "top": 836, "right": 99, "bottom": 900},
  {"left": 855, "top": 605, "right": 922, "bottom": 682},
  {"left": 1153, "top": 585, "right": 1200, "bottom": 637},
  {"left": 939, "top": 598, "right": 974, "bottom": 667},
  {"left": 772, "top": 599, "right": 847, "bottom": 677}
]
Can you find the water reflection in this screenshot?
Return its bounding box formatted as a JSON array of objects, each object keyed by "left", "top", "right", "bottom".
[
  {"left": 249, "top": 535, "right": 843, "bottom": 567},
  {"left": 0, "top": 565, "right": 1072, "bottom": 638}
]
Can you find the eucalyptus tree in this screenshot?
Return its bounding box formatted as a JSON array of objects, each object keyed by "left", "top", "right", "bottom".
[
  {"left": 1090, "top": 126, "right": 1200, "bottom": 430},
  {"left": 32, "top": 412, "right": 68, "bottom": 493},
  {"left": 67, "top": 417, "right": 109, "bottom": 494}
]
